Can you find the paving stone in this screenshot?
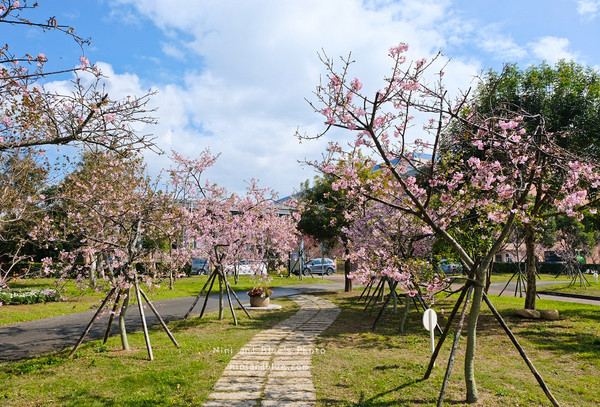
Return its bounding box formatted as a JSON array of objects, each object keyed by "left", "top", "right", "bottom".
[
  {"left": 267, "top": 377, "right": 314, "bottom": 386},
  {"left": 225, "top": 361, "right": 272, "bottom": 370},
  {"left": 215, "top": 376, "right": 261, "bottom": 386},
  {"left": 269, "top": 369, "right": 313, "bottom": 378},
  {"left": 272, "top": 356, "right": 312, "bottom": 363},
  {"left": 231, "top": 354, "right": 273, "bottom": 361},
  {"left": 203, "top": 400, "right": 258, "bottom": 407},
  {"left": 263, "top": 390, "right": 316, "bottom": 401},
  {"left": 207, "top": 391, "right": 261, "bottom": 400},
  {"left": 264, "top": 383, "right": 315, "bottom": 392},
  {"left": 213, "top": 380, "right": 264, "bottom": 392},
  {"left": 260, "top": 401, "right": 316, "bottom": 407},
  {"left": 221, "top": 369, "right": 268, "bottom": 377}
]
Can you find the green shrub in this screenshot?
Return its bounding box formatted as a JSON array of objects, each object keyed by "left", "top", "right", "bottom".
[{"left": 0, "top": 288, "right": 61, "bottom": 305}]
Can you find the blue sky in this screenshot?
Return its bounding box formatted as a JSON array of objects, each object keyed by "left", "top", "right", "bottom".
[{"left": 4, "top": 0, "right": 600, "bottom": 195}]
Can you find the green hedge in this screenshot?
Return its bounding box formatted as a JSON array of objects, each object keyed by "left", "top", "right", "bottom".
[
  {"left": 0, "top": 288, "right": 61, "bottom": 305},
  {"left": 492, "top": 262, "right": 525, "bottom": 274}
]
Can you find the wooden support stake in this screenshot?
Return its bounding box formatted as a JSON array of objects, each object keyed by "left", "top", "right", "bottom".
[
  {"left": 185, "top": 270, "right": 216, "bottom": 320},
  {"left": 199, "top": 271, "right": 218, "bottom": 319},
  {"left": 224, "top": 282, "right": 238, "bottom": 326},
  {"left": 437, "top": 286, "right": 473, "bottom": 407},
  {"left": 359, "top": 277, "right": 375, "bottom": 302},
  {"left": 483, "top": 293, "right": 561, "bottom": 407},
  {"left": 364, "top": 278, "right": 385, "bottom": 312},
  {"left": 423, "top": 285, "right": 469, "bottom": 380},
  {"left": 103, "top": 289, "right": 123, "bottom": 344},
  {"left": 134, "top": 278, "right": 153, "bottom": 361},
  {"left": 226, "top": 280, "right": 252, "bottom": 319},
  {"left": 372, "top": 280, "right": 398, "bottom": 331},
  {"left": 69, "top": 287, "right": 116, "bottom": 358},
  {"left": 139, "top": 288, "right": 180, "bottom": 348}
]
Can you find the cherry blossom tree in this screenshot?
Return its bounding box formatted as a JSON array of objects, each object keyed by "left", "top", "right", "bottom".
[
  {"left": 31, "top": 152, "right": 186, "bottom": 360},
  {"left": 344, "top": 200, "right": 436, "bottom": 291},
  {"left": 343, "top": 199, "right": 439, "bottom": 331},
  {"left": 0, "top": 150, "right": 48, "bottom": 287},
  {"left": 301, "top": 43, "right": 599, "bottom": 405},
  {"left": 169, "top": 150, "right": 299, "bottom": 324},
  {"left": 0, "top": 2, "right": 159, "bottom": 294},
  {"left": 1, "top": 2, "right": 159, "bottom": 290}
]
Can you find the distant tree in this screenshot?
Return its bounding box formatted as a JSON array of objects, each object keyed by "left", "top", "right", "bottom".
[
  {"left": 0, "top": 150, "right": 48, "bottom": 287},
  {"left": 297, "top": 171, "right": 355, "bottom": 290},
  {"left": 544, "top": 214, "right": 597, "bottom": 266},
  {"left": 470, "top": 60, "right": 600, "bottom": 309},
  {"left": 476, "top": 61, "right": 600, "bottom": 156}
]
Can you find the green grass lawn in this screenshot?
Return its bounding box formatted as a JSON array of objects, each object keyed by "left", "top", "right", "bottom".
[
  {"left": 0, "top": 297, "right": 300, "bottom": 406},
  {"left": 0, "top": 273, "right": 332, "bottom": 326},
  {"left": 537, "top": 277, "right": 600, "bottom": 297},
  {"left": 489, "top": 272, "right": 557, "bottom": 283},
  {"left": 490, "top": 271, "right": 600, "bottom": 297},
  {"left": 2, "top": 279, "right": 598, "bottom": 406},
  {"left": 312, "top": 289, "right": 600, "bottom": 406}
]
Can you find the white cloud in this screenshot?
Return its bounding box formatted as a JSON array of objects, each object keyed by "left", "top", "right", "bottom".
[
  {"left": 104, "top": 0, "right": 480, "bottom": 195},
  {"left": 161, "top": 42, "right": 186, "bottom": 60},
  {"left": 529, "top": 36, "right": 577, "bottom": 63},
  {"left": 577, "top": 0, "right": 600, "bottom": 19},
  {"left": 479, "top": 34, "right": 528, "bottom": 62}
]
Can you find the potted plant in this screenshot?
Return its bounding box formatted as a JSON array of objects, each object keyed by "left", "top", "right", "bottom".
[{"left": 247, "top": 285, "right": 273, "bottom": 307}]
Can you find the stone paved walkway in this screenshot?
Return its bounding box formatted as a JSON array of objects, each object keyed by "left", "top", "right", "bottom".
[{"left": 203, "top": 294, "right": 340, "bottom": 407}]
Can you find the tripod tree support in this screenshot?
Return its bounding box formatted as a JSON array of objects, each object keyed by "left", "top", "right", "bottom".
[
  {"left": 423, "top": 285, "right": 470, "bottom": 380},
  {"left": 138, "top": 287, "right": 180, "bottom": 348},
  {"left": 69, "top": 287, "right": 116, "bottom": 358},
  {"left": 483, "top": 293, "right": 561, "bottom": 407},
  {"left": 184, "top": 268, "right": 252, "bottom": 324},
  {"left": 437, "top": 285, "right": 473, "bottom": 407},
  {"left": 134, "top": 277, "right": 153, "bottom": 361}
]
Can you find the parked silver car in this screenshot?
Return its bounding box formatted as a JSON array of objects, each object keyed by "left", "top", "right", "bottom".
[{"left": 302, "top": 258, "right": 336, "bottom": 276}]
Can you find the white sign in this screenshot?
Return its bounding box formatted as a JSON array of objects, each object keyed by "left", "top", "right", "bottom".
[{"left": 422, "top": 308, "right": 437, "bottom": 358}]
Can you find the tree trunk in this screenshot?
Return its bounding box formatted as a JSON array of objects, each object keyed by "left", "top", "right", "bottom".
[
  {"left": 218, "top": 273, "right": 224, "bottom": 320},
  {"left": 399, "top": 293, "right": 410, "bottom": 332},
  {"left": 89, "top": 256, "right": 97, "bottom": 288},
  {"left": 119, "top": 287, "right": 131, "bottom": 351},
  {"left": 484, "top": 261, "right": 492, "bottom": 294},
  {"left": 344, "top": 259, "right": 352, "bottom": 292},
  {"left": 524, "top": 224, "right": 537, "bottom": 310},
  {"left": 464, "top": 266, "right": 485, "bottom": 403}
]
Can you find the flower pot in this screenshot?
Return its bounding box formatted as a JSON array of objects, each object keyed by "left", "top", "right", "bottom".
[{"left": 249, "top": 295, "right": 270, "bottom": 307}]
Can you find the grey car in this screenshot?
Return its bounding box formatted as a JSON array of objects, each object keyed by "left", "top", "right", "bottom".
[
  {"left": 190, "top": 258, "right": 210, "bottom": 275},
  {"left": 302, "top": 258, "right": 336, "bottom": 276}
]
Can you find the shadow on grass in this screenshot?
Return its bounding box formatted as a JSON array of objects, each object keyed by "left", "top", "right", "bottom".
[
  {"left": 319, "top": 378, "right": 458, "bottom": 406},
  {"left": 312, "top": 289, "right": 600, "bottom": 406}
]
